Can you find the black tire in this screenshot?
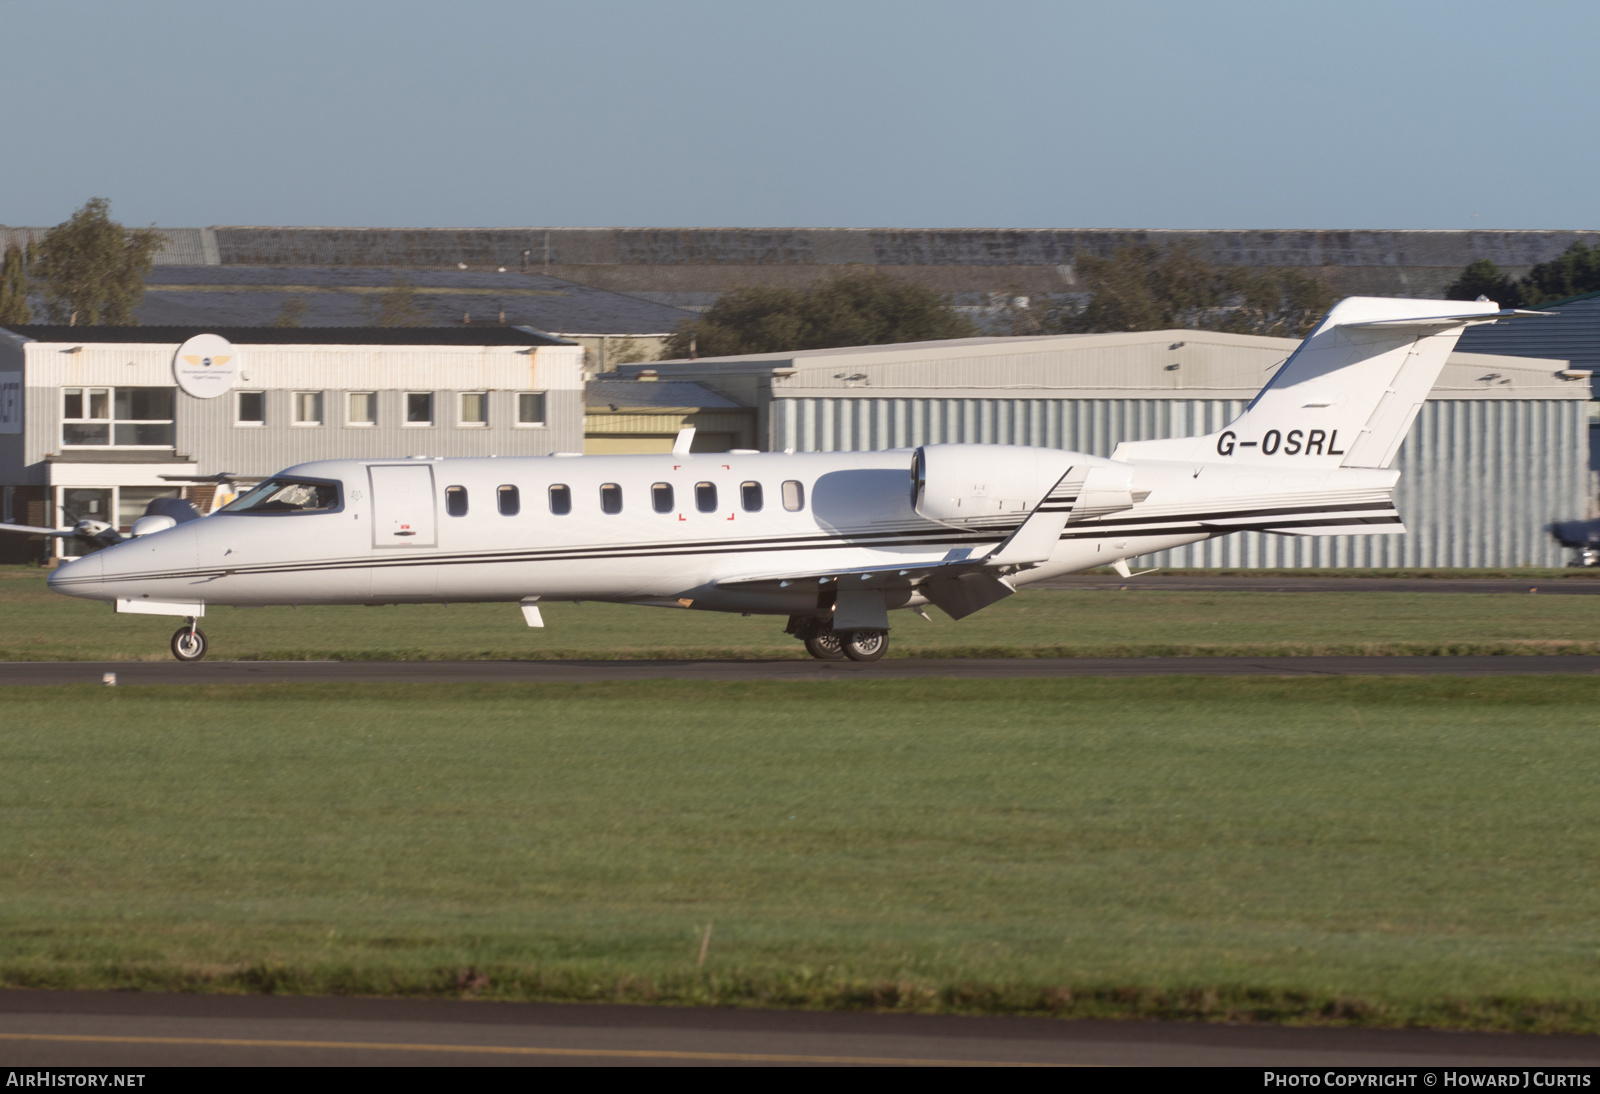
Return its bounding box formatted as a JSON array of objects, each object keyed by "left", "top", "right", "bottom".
[
  {"left": 171, "top": 626, "right": 208, "bottom": 662},
  {"left": 804, "top": 629, "right": 846, "bottom": 660},
  {"left": 842, "top": 630, "right": 888, "bottom": 662}
]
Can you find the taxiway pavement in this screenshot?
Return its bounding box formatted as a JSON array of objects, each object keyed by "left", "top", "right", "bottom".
[
  {"left": 2, "top": 990, "right": 1598, "bottom": 1067},
  {"left": 1037, "top": 575, "right": 1600, "bottom": 594},
  {"left": 1, "top": 655, "right": 1599, "bottom": 685}
]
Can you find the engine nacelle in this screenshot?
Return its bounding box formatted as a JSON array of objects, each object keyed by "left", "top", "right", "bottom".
[{"left": 911, "top": 444, "right": 1078, "bottom": 528}]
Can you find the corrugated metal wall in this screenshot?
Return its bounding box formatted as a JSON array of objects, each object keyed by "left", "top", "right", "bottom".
[{"left": 773, "top": 396, "right": 1591, "bottom": 568}]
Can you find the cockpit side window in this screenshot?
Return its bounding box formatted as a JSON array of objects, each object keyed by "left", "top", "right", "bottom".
[{"left": 221, "top": 478, "right": 342, "bottom": 514}]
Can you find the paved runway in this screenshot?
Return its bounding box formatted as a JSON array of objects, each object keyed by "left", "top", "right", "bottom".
[
  {"left": 4, "top": 654, "right": 1600, "bottom": 686},
  {"left": 2, "top": 990, "right": 1598, "bottom": 1067}
]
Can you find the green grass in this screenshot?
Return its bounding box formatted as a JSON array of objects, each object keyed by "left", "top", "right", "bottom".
[
  {"left": 6, "top": 677, "right": 1600, "bottom": 1030},
  {"left": 4, "top": 566, "right": 1600, "bottom": 660}
]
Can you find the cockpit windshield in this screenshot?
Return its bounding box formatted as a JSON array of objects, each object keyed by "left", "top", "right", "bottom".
[{"left": 221, "top": 478, "right": 341, "bottom": 514}]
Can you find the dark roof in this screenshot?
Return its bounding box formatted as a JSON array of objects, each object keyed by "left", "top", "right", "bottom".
[
  {"left": 133, "top": 265, "right": 695, "bottom": 334},
  {"left": 1, "top": 325, "right": 573, "bottom": 347},
  {"left": 585, "top": 379, "right": 746, "bottom": 410}
]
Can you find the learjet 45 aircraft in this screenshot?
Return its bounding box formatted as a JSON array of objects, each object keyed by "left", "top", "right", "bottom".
[{"left": 45, "top": 296, "right": 1536, "bottom": 661}]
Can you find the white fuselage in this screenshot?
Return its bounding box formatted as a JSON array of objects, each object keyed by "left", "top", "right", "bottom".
[{"left": 47, "top": 447, "right": 1401, "bottom": 620}]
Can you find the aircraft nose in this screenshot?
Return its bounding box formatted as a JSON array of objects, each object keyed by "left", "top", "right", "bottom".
[{"left": 47, "top": 551, "right": 105, "bottom": 600}]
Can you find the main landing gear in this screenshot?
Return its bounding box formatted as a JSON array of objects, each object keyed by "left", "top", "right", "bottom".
[
  {"left": 788, "top": 616, "right": 889, "bottom": 663},
  {"left": 171, "top": 618, "right": 208, "bottom": 662}
]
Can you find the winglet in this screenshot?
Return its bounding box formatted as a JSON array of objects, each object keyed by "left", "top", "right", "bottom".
[
  {"left": 672, "top": 427, "right": 696, "bottom": 455},
  {"left": 985, "top": 468, "right": 1079, "bottom": 567}
]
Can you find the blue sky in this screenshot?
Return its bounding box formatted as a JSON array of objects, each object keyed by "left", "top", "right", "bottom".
[{"left": 4, "top": 0, "right": 1596, "bottom": 230}]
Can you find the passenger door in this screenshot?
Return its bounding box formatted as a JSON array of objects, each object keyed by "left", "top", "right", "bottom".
[{"left": 368, "top": 464, "right": 438, "bottom": 548}]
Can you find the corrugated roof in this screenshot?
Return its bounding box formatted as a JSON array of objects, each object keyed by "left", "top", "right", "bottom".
[
  {"left": 585, "top": 379, "right": 744, "bottom": 410},
  {"left": 636, "top": 331, "right": 1583, "bottom": 401},
  {"left": 1, "top": 325, "right": 573, "bottom": 347},
  {"left": 1456, "top": 297, "right": 1600, "bottom": 386}
]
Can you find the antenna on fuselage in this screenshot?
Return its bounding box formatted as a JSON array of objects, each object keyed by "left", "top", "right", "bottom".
[{"left": 672, "top": 427, "right": 696, "bottom": 456}]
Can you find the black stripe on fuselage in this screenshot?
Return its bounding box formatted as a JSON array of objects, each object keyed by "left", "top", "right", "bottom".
[{"left": 67, "top": 499, "right": 1399, "bottom": 587}]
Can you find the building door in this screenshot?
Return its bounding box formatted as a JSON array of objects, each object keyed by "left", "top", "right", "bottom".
[{"left": 368, "top": 464, "right": 437, "bottom": 549}]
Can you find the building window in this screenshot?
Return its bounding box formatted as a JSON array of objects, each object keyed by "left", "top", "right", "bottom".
[
  {"left": 459, "top": 392, "right": 488, "bottom": 427},
  {"left": 782, "top": 480, "right": 805, "bottom": 512},
  {"left": 549, "top": 484, "right": 572, "bottom": 515},
  {"left": 516, "top": 392, "right": 546, "bottom": 427},
  {"left": 695, "top": 482, "right": 717, "bottom": 513},
  {"left": 445, "top": 486, "right": 468, "bottom": 517},
  {"left": 497, "top": 485, "right": 520, "bottom": 516},
  {"left": 293, "top": 392, "right": 324, "bottom": 426},
  {"left": 118, "top": 487, "right": 181, "bottom": 529},
  {"left": 406, "top": 392, "right": 434, "bottom": 426},
  {"left": 652, "top": 483, "right": 674, "bottom": 513},
  {"left": 236, "top": 390, "right": 265, "bottom": 426},
  {"left": 741, "top": 481, "right": 763, "bottom": 512},
  {"left": 62, "top": 386, "right": 175, "bottom": 447},
  {"left": 348, "top": 392, "right": 377, "bottom": 427},
  {"left": 600, "top": 483, "right": 623, "bottom": 514}
]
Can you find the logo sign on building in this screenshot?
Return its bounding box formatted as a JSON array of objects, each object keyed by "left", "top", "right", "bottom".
[
  {"left": 172, "top": 334, "right": 242, "bottom": 399},
  {"left": 0, "top": 372, "right": 20, "bottom": 434}
]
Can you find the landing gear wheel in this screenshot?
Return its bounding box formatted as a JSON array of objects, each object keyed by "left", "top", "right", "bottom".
[
  {"left": 804, "top": 629, "right": 846, "bottom": 660},
  {"left": 842, "top": 630, "right": 888, "bottom": 662},
  {"left": 171, "top": 626, "right": 208, "bottom": 662}
]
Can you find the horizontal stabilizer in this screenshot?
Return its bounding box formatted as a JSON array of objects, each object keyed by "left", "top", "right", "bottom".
[{"left": 1343, "top": 308, "right": 1549, "bottom": 330}]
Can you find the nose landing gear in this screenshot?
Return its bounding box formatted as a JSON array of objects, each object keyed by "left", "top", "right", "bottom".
[{"left": 171, "top": 619, "right": 208, "bottom": 662}]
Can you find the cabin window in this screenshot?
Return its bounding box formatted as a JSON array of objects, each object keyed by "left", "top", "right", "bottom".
[
  {"left": 600, "top": 483, "right": 623, "bottom": 514},
  {"left": 516, "top": 392, "right": 546, "bottom": 427},
  {"left": 741, "top": 481, "right": 763, "bottom": 512},
  {"left": 236, "top": 390, "right": 265, "bottom": 426},
  {"left": 548, "top": 484, "right": 571, "bottom": 515},
  {"left": 347, "top": 391, "right": 377, "bottom": 426},
  {"left": 497, "top": 485, "right": 520, "bottom": 516},
  {"left": 782, "top": 480, "right": 805, "bottom": 511},
  {"left": 445, "top": 485, "right": 468, "bottom": 517},
  {"left": 459, "top": 392, "right": 488, "bottom": 427},
  {"left": 695, "top": 482, "right": 717, "bottom": 513},
  {"left": 652, "top": 482, "right": 674, "bottom": 513},
  {"left": 293, "top": 391, "right": 324, "bottom": 426},
  {"left": 405, "top": 392, "right": 434, "bottom": 426}
]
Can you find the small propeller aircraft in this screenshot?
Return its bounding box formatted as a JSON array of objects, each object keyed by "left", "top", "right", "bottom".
[
  {"left": 1551, "top": 518, "right": 1600, "bottom": 568},
  {"left": 38, "top": 296, "right": 1542, "bottom": 661},
  {"left": 0, "top": 475, "right": 247, "bottom": 557}
]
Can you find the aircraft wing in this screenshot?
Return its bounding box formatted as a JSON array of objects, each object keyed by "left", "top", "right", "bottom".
[
  {"left": 0, "top": 522, "right": 74, "bottom": 537},
  {"left": 716, "top": 552, "right": 996, "bottom": 593},
  {"left": 716, "top": 467, "right": 1082, "bottom": 620}
]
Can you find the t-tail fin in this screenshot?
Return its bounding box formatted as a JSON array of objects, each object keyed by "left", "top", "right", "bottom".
[{"left": 1114, "top": 297, "right": 1536, "bottom": 469}]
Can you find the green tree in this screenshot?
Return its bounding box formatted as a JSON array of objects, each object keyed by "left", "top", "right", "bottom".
[
  {"left": 1443, "top": 258, "right": 1524, "bottom": 307},
  {"left": 1444, "top": 243, "right": 1600, "bottom": 308},
  {"left": 0, "top": 243, "right": 31, "bottom": 325},
  {"left": 1520, "top": 242, "right": 1600, "bottom": 305},
  {"left": 1047, "top": 242, "right": 1335, "bottom": 338},
  {"left": 1216, "top": 267, "right": 1339, "bottom": 338},
  {"left": 271, "top": 295, "right": 310, "bottom": 328},
  {"left": 32, "top": 199, "right": 164, "bottom": 325},
  {"left": 663, "top": 271, "right": 977, "bottom": 358},
  {"left": 360, "top": 277, "right": 430, "bottom": 326}
]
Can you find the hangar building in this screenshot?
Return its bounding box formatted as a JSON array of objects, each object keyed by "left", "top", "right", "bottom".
[
  {"left": 620, "top": 332, "right": 1593, "bottom": 568},
  {"left": 0, "top": 325, "right": 583, "bottom": 560}
]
